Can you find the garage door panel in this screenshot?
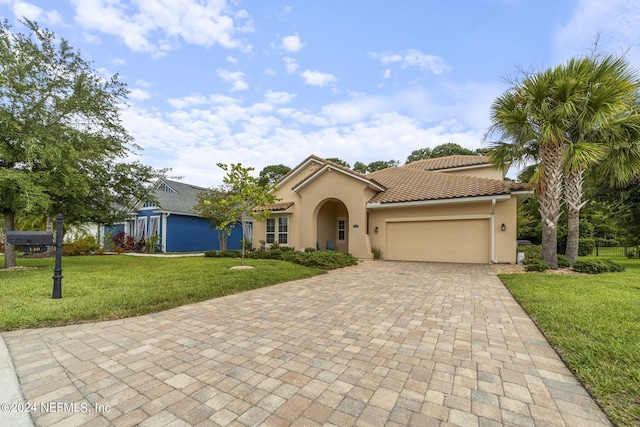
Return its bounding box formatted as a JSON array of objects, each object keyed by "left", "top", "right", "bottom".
[{"left": 386, "top": 220, "right": 489, "bottom": 263}]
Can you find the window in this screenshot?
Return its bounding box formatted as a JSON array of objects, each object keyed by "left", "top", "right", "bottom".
[
  {"left": 266, "top": 217, "right": 289, "bottom": 245},
  {"left": 158, "top": 182, "right": 176, "bottom": 193},
  {"left": 149, "top": 216, "right": 160, "bottom": 237},
  {"left": 266, "top": 218, "right": 276, "bottom": 244},
  {"left": 278, "top": 218, "right": 288, "bottom": 244},
  {"left": 142, "top": 201, "right": 156, "bottom": 208},
  {"left": 135, "top": 217, "right": 147, "bottom": 241},
  {"left": 337, "top": 218, "right": 346, "bottom": 242}
]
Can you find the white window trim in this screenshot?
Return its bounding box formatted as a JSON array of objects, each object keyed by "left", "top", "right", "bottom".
[
  {"left": 135, "top": 217, "right": 147, "bottom": 241},
  {"left": 149, "top": 216, "right": 160, "bottom": 237},
  {"left": 266, "top": 217, "right": 289, "bottom": 245},
  {"left": 278, "top": 217, "right": 289, "bottom": 245}
]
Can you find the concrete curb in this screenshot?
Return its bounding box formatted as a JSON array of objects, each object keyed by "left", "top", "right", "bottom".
[{"left": 0, "top": 333, "right": 33, "bottom": 427}]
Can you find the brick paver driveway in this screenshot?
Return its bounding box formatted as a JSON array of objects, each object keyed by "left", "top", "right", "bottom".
[{"left": 3, "top": 261, "right": 610, "bottom": 426}]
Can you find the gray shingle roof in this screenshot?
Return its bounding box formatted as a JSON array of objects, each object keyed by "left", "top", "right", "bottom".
[{"left": 148, "top": 179, "right": 207, "bottom": 215}]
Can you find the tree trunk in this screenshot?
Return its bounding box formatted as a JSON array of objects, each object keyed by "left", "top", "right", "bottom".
[
  {"left": 3, "top": 211, "right": 17, "bottom": 269},
  {"left": 538, "top": 142, "right": 564, "bottom": 270},
  {"left": 565, "top": 169, "right": 586, "bottom": 264},
  {"left": 217, "top": 230, "right": 227, "bottom": 251}
]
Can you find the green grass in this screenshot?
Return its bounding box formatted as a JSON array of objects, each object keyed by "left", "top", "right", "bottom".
[
  {"left": 0, "top": 254, "right": 325, "bottom": 331},
  {"left": 499, "top": 256, "right": 640, "bottom": 427}
]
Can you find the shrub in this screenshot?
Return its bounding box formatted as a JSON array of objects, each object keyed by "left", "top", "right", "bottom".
[
  {"left": 291, "top": 251, "right": 358, "bottom": 270},
  {"left": 303, "top": 247, "right": 316, "bottom": 253},
  {"left": 62, "top": 236, "right": 100, "bottom": 256},
  {"left": 205, "top": 250, "right": 241, "bottom": 258},
  {"left": 371, "top": 247, "right": 382, "bottom": 260},
  {"left": 572, "top": 259, "right": 625, "bottom": 274},
  {"left": 518, "top": 245, "right": 541, "bottom": 264},
  {"left": 525, "top": 259, "right": 549, "bottom": 272},
  {"left": 578, "top": 238, "right": 596, "bottom": 256},
  {"left": 557, "top": 254, "right": 570, "bottom": 268}
]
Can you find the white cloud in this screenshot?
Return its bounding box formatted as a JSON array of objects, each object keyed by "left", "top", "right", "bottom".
[
  {"left": 264, "top": 90, "right": 295, "bottom": 105},
  {"left": 69, "top": 0, "right": 253, "bottom": 57},
  {"left": 283, "top": 57, "right": 298, "bottom": 73},
  {"left": 370, "top": 49, "right": 451, "bottom": 74},
  {"left": 281, "top": 35, "right": 303, "bottom": 53},
  {"left": 12, "top": 1, "right": 62, "bottom": 25},
  {"left": 300, "top": 70, "right": 337, "bottom": 87},
  {"left": 217, "top": 69, "right": 249, "bottom": 91},
  {"left": 129, "top": 88, "right": 150, "bottom": 100},
  {"left": 226, "top": 56, "right": 238, "bottom": 64},
  {"left": 553, "top": 0, "right": 640, "bottom": 67}
]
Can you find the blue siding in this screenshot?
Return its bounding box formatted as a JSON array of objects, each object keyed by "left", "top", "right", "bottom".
[{"left": 165, "top": 215, "right": 243, "bottom": 252}]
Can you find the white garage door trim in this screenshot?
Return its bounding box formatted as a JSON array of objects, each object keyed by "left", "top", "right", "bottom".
[{"left": 386, "top": 216, "right": 491, "bottom": 263}]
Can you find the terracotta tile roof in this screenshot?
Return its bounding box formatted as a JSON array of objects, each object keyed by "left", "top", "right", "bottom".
[
  {"left": 405, "top": 155, "right": 490, "bottom": 171},
  {"left": 253, "top": 201, "right": 294, "bottom": 212},
  {"left": 366, "top": 166, "right": 527, "bottom": 204}
]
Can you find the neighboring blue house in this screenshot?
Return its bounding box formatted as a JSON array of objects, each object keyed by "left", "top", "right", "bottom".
[{"left": 107, "top": 179, "right": 243, "bottom": 252}]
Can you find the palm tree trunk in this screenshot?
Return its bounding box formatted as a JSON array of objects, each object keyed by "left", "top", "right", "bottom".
[
  {"left": 3, "top": 211, "right": 17, "bottom": 269},
  {"left": 565, "top": 169, "right": 587, "bottom": 264},
  {"left": 538, "top": 142, "right": 564, "bottom": 270}
]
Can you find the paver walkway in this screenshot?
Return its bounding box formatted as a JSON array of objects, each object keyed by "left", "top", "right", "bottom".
[{"left": 2, "top": 262, "right": 611, "bottom": 426}]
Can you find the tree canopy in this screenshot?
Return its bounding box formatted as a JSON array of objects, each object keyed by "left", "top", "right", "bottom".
[
  {"left": 405, "top": 143, "right": 479, "bottom": 164},
  {"left": 1, "top": 19, "right": 159, "bottom": 268},
  {"left": 258, "top": 164, "right": 291, "bottom": 187}
]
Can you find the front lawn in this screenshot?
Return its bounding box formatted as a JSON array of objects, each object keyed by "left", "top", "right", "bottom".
[
  {"left": 0, "top": 254, "right": 325, "bottom": 331},
  {"left": 498, "top": 256, "right": 640, "bottom": 427}
]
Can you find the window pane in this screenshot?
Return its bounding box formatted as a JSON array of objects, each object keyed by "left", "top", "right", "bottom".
[
  {"left": 278, "top": 218, "right": 288, "bottom": 244},
  {"left": 266, "top": 218, "right": 275, "bottom": 243}
]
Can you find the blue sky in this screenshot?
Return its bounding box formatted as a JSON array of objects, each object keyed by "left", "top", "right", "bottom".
[{"left": 2, "top": 0, "right": 639, "bottom": 186}]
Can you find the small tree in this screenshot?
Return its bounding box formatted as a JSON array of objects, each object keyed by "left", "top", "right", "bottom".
[
  {"left": 194, "top": 185, "right": 233, "bottom": 250},
  {"left": 215, "top": 163, "right": 279, "bottom": 266}
]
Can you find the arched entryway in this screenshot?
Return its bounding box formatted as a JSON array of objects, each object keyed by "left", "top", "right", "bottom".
[{"left": 316, "top": 199, "right": 349, "bottom": 252}]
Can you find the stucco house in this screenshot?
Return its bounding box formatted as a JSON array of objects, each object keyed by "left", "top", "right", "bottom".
[
  {"left": 252, "top": 155, "right": 531, "bottom": 263},
  {"left": 106, "top": 178, "right": 243, "bottom": 252}
]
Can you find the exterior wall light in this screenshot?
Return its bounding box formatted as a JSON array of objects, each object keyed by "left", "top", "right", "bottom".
[{"left": 501, "top": 223, "right": 506, "bottom": 231}]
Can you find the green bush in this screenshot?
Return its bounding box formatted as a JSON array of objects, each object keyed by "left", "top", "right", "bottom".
[
  {"left": 208, "top": 247, "right": 359, "bottom": 270},
  {"left": 525, "top": 259, "right": 549, "bottom": 272},
  {"left": 518, "top": 245, "right": 541, "bottom": 264},
  {"left": 303, "top": 247, "right": 316, "bottom": 253},
  {"left": 204, "top": 250, "right": 241, "bottom": 258},
  {"left": 578, "top": 238, "right": 596, "bottom": 256},
  {"left": 572, "top": 259, "right": 625, "bottom": 274},
  {"left": 557, "top": 254, "right": 570, "bottom": 268},
  {"left": 371, "top": 247, "right": 382, "bottom": 260},
  {"left": 291, "top": 251, "right": 358, "bottom": 270},
  {"left": 61, "top": 236, "right": 100, "bottom": 256}
]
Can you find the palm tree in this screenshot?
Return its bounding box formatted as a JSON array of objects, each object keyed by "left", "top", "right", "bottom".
[
  {"left": 488, "top": 67, "right": 565, "bottom": 268},
  {"left": 487, "top": 53, "right": 640, "bottom": 268}
]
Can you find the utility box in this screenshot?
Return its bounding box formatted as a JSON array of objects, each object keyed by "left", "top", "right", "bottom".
[{"left": 5, "top": 231, "right": 54, "bottom": 247}]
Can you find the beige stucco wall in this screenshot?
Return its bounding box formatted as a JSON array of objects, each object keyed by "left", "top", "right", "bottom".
[
  {"left": 252, "top": 164, "right": 377, "bottom": 259},
  {"left": 368, "top": 197, "right": 517, "bottom": 263}
]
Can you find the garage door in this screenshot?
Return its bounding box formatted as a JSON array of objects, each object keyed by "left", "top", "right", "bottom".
[{"left": 386, "top": 219, "right": 490, "bottom": 263}]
